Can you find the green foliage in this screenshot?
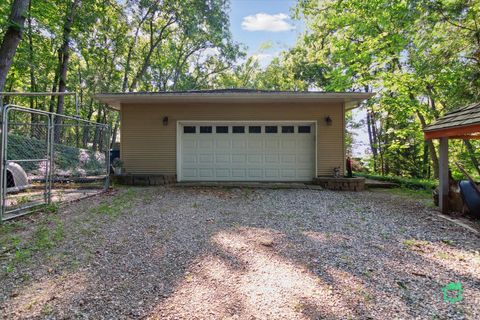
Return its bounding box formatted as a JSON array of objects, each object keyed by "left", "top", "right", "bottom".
[
  {"left": 234, "top": 0, "right": 480, "bottom": 181},
  {"left": 1, "top": 0, "right": 242, "bottom": 136}
]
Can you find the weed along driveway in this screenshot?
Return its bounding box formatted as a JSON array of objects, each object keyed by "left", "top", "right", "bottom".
[{"left": 0, "top": 187, "right": 479, "bottom": 319}]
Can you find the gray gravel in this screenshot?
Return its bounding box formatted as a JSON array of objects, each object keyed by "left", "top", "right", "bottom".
[{"left": 0, "top": 186, "right": 479, "bottom": 319}]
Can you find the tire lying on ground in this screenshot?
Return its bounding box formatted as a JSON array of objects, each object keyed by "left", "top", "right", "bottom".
[{"left": 6, "top": 162, "right": 30, "bottom": 192}]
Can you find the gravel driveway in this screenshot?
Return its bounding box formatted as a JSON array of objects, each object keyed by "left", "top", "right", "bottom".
[{"left": 0, "top": 186, "right": 479, "bottom": 319}]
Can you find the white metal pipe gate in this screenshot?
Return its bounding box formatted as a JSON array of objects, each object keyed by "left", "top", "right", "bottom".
[{"left": 0, "top": 104, "right": 110, "bottom": 221}]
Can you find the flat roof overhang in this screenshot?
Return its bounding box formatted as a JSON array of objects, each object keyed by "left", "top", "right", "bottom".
[{"left": 94, "top": 91, "right": 375, "bottom": 111}]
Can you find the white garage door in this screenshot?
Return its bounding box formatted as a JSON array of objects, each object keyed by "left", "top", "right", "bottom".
[{"left": 178, "top": 122, "right": 316, "bottom": 181}]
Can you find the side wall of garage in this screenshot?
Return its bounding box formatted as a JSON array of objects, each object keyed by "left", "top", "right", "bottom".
[{"left": 120, "top": 101, "right": 345, "bottom": 177}]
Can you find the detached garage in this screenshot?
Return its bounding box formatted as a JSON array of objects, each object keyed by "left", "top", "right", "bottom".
[{"left": 95, "top": 89, "right": 373, "bottom": 183}]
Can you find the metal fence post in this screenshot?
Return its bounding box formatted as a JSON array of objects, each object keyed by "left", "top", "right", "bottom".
[
  {"left": 0, "top": 105, "right": 8, "bottom": 223},
  {"left": 105, "top": 125, "right": 110, "bottom": 191},
  {"left": 47, "top": 113, "right": 54, "bottom": 205}
]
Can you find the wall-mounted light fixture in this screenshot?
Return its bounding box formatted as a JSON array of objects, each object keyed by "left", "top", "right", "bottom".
[
  {"left": 163, "top": 116, "right": 169, "bottom": 126},
  {"left": 325, "top": 116, "right": 333, "bottom": 126}
]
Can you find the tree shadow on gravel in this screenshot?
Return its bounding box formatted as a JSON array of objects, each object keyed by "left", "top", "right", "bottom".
[{"left": 0, "top": 186, "right": 479, "bottom": 319}]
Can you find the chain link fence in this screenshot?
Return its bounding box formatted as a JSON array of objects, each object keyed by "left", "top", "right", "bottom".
[{"left": 0, "top": 104, "right": 110, "bottom": 221}]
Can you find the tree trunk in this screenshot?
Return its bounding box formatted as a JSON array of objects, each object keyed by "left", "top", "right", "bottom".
[
  {"left": 426, "top": 85, "right": 440, "bottom": 118},
  {"left": 463, "top": 140, "right": 480, "bottom": 176},
  {"left": 92, "top": 105, "right": 103, "bottom": 150},
  {"left": 82, "top": 98, "right": 94, "bottom": 148},
  {"left": 422, "top": 142, "right": 429, "bottom": 178},
  {"left": 54, "top": 0, "right": 80, "bottom": 142},
  {"left": 366, "top": 109, "right": 377, "bottom": 172},
  {"left": 48, "top": 50, "right": 61, "bottom": 113},
  {"left": 0, "top": 0, "right": 30, "bottom": 102},
  {"left": 129, "top": 16, "right": 175, "bottom": 91},
  {"left": 370, "top": 110, "right": 384, "bottom": 175},
  {"left": 56, "top": 0, "right": 80, "bottom": 116},
  {"left": 110, "top": 115, "right": 119, "bottom": 148},
  {"left": 121, "top": 5, "right": 155, "bottom": 92},
  {"left": 98, "top": 109, "right": 107, "bottom": 152},
  {"left": 416, "top": 111, "right": 439, "bottom": 178},
  {"left": 27, "top": 0, "right": 38, "bottom": 137}
]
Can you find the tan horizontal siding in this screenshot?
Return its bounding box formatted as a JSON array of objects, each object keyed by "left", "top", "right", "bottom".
[{"left": 121, "top": 101, "right": 345, "bottom": 177}]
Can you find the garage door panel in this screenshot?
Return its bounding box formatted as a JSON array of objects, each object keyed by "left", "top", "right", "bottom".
[
  {"left": 183, "top": 154, "right": 197, "bottom": 164},
  {"left": 248, "top": 168, "right": 263, "bottom": 178},
  {"left": 180, "top": 122, "right": 315, "bottom": 181},
  {"left": 232, "top": 169, "right": 246, "bottom": 178},
  {"left": 199, "top": 168, "right": 214, "bottom": 177},
  {"left": 215, "top": 168, "right": 230, "bottom": 177},
  {"left": 297, "top": 154, "right": 312, "bottom": 163},
  {"left": 183, "top": 168, "right": 197, "bottom": 178},
  {"left": 232, "top": 140, "right": 246, "bottom": 149},
  {"left": 182, "top": 140, "right": 196, "bottom": 148},
  {"left": 281, "top": 140, "right": 296, "bottom": 149},
  {"left": 265, "top": 169, "right": 279, "bottom": 178},
  {"left": 199, "top": 154, "right": 214, "bottom": 163},
  {"left": 216, "top": 140, "right": 231, "bottom": 148},
  {"left": 265, "top": 140, "right": 279, "bottom": 149},
  {"left": 199, "top": 140, "right": 214, "bottom": 149},
  {"left": 247, "top": 154, "right": 262, "bottom": 163},
  {"left": 232, "top": 154, "right": 247, "bottom": 163},
  {"left": 297, "top": 140, "right": 312, "bottom": 148},
  {"left": 281, "top": 154, "right": 296, "bottom": 164},
  {"left": 297, "top": 169, "right": 314, "bottom": 178},
  {"left": 248, "top": 140, "right": 263, "bottom": 149},
  {"left": 215, "top": 154, "right": 230, "bottom": 163},
  {"left": 281, "top": 169, "right": 296, "bottom": 178},
  {"left": 265, "top": 154, "right": 279, "bottom": 163}
]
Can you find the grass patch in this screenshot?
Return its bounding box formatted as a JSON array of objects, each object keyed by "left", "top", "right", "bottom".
[
  {"left": 355, "top": 173, "right": 436, "bottom": 191},
  {"left": 243, "top": 188, "right": 253, "bottom": 198},
  {"left": 378, "top": 188, "right": 433, "bottom": 201},
  {"left": 43, "top": 202, "right": 60, "bottom": 214},
  {"left": 382, "top": 187, "right": 432, "bottom": 200},
  {"left": 90, "top": 188, "right": 137, "bottom": 217},
  {"left": 372, "top": 187, "right": 434, "bottom": 208},
  {"left": 1, "top": 217, "right": 65, "bottom": 273},
  {"left": 436, "top": 252, "right": 450, "bottom": 260},
  {"left": 2, "top": 188, "right": 135, "bottom": 274},
  {"left": 441, "top": 239, "right": 454, "bottom": 246},
  {"left": 0, "top": 220, "right": 27, "bottom": 234},
  {"left": 402, "top": 239, "right": 429, "bottom": 250},
  {"left": 33, "top": 219, "right": 64, "bottom": 250},
  {"left": 41, "top": 303, "right": 53, "bottom": 316}
]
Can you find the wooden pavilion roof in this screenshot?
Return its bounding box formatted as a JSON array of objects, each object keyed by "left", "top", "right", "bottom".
[{"left": 424, "top": 102, "right": 480, "bottom": 140}]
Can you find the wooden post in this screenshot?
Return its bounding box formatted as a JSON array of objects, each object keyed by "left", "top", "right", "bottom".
[{"left": 439, "top": 137, "right": 449, "bottom": 213}]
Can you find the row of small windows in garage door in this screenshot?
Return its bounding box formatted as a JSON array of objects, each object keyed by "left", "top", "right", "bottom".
[{"left": 183, "top": 125, "right": 312, "bottom": 134}]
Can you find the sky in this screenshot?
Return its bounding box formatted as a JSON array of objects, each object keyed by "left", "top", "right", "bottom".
[
  {"left": 228, "top": 0, "right": 303, "bottom": 67},
  {"left": 227, "top": 0, "right": 370, "bottom": 157}
]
